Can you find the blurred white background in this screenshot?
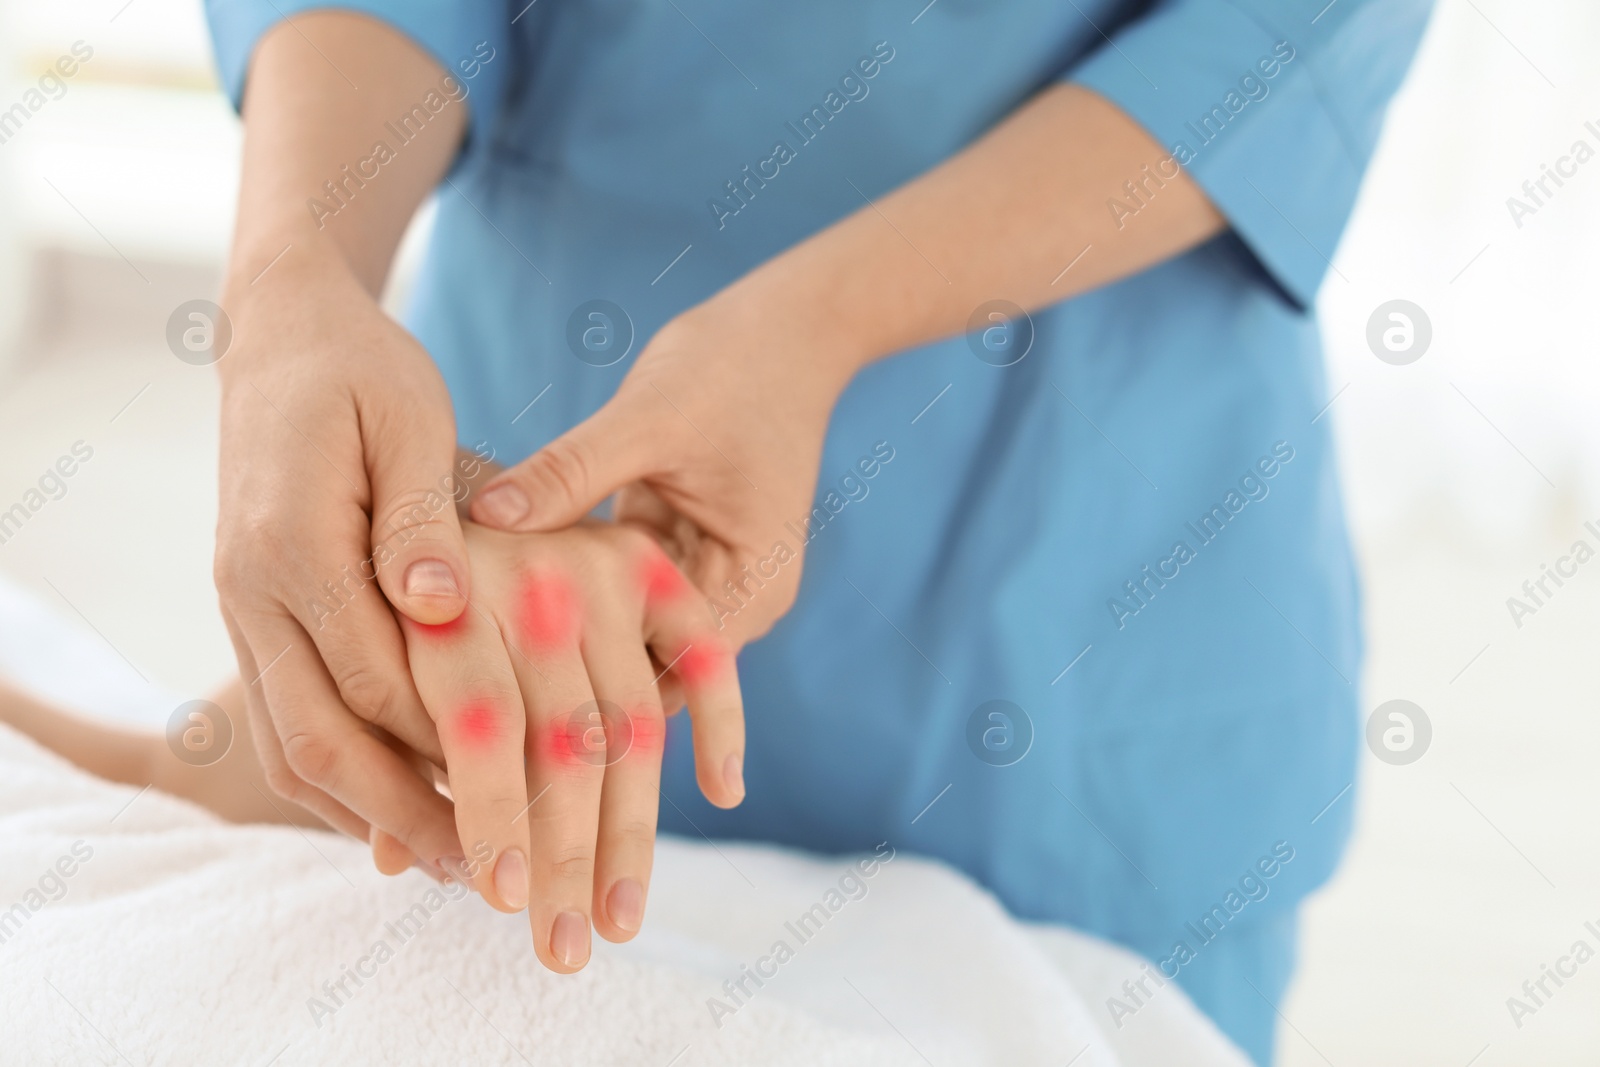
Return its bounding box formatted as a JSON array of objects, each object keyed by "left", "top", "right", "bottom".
[{"left": 0, "top": 1, "right": 1595, "bottom": 1063}]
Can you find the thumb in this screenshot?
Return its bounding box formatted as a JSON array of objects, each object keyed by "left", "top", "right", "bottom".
[
  {"left": 367, "top": 424, "right": 472, "bottom": 626},
  {"left": 471, "top": 401, "right": 652, "bottom": 532}
]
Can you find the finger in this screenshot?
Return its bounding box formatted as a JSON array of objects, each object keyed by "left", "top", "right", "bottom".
[
  {"left": 580, "top": 601, "right": 667, "bottom": 944},
  {"left": 370, "top": 825, "right": 416, "bottom": 875},
  {"left": 247, "top": 611, "right": 465, "bottom": 866},
  {"left": 363, "top": 399, "right": 472, "bottom": 625},
  {"left": 470, "top": 398, "right": 651, "bottom": 533},
  {"left": 658, "top": 674, "right": 686, "bottom": 716},
  {"left": 501, "top": 564, "right": 603, "bottom": 972},
  {"left": 399, "top": 608, "right": 531, "bottom": 913},
  {"left": 288, "top": 572, "right": 445, "bottom": 766},
  {"left": 643, "top": 552, "right": 744, "bottom": 809},
  {"left": 368, "top": 734, "right": 449, "bottom": 882},
  {"left": 222, "top": 605, "right": 371, "bottom": 840}
]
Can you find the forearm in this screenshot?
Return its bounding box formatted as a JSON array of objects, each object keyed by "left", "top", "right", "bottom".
[
  {"left": 710, "top": 84, "right": 1225, "bottom": 383},
  {"left": 222, "top": 10, "right": 465, "bottom": 306}
]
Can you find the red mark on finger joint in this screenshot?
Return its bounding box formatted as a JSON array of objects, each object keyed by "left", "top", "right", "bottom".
[
  {"left": 451, "top": 700, "right": 506, "bottom": 750},
  {"left": 515, "top": 569, "right": 581, "bottom": 651},
  {"left": 668, "top": 638, "right": 729, "bottom": 688},
  {"left": 411, "top": 611, "right": 468, "bottom": 641},
  {"left": 543, "top": 708, "right": 606, "bottom": 767},
  {"left": 619, "top": 706, "right": 664, "bottom": 759},
  {"left": 638, "top": 548, "right": 690, "bottom": 608},
  {"left": 540, "top": 701, "right": 661, "bottom": 768}
]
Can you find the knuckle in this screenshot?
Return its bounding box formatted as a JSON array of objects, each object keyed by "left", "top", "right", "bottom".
[
  {"left": 543, "top": 847, "right": 597, "bottom": 886},
  {"left": 384, "top": 812, "right": 434, "bottom": 855},
  {"left": 262, "top": 763, "right": 304, "bottom": 803},
  {"left": 212, "top": 539, "right": 257, "bottom": 598},
  {"left": 533, "top": 439, "right": 593, "bottom": 507},
  {"left": 608, "top": 816, "right": 658, "bottom": 848},
  {"left": 281, "top": 728, "right": 341, "bottom": 789},
  {"left": 374, "top": 487, "right": 455, "bottom": 551},
  {"left": 330, "top": 663, "right": 401, "bottom": 727},
  {"left": 442, "top": 700, "right": 522, "bottom": 747}
]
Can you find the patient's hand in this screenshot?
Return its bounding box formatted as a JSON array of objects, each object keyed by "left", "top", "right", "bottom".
[{"left": 397, "top": 520, "right": 743, "bottom": 972}]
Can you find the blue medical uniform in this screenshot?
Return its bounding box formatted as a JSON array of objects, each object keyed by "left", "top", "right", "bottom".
[{"left": 207, "top": 2, "right": 1431, "bottom": 1060}]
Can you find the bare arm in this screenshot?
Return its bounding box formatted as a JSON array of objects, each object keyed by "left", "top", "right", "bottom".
[
  {"left": 711, "top": 83, "right": 1225, "bottom": 386},
  {"left": 213, "top": 11, "right": 473, "bottom": 868},
  {"left": 223, "top": 11, "right": 464, "bottom": 297}
]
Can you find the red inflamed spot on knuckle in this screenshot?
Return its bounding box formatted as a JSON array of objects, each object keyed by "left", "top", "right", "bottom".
[
  {"left": 451, "top": 700, "right": 506, "bottom": 751},
  {"left": 621, "top": 707, "right": 664, "bottom": 758},
  {"left": 638, "top": 549, "right": 689, "bottom": 608},
  {"left": 515, "top": 569, "right": 581, "bottom": 651},
  {"left": 542, "top": 715, "right": 603, "bottom": 769},
  {"left": 673, "top": 639, "right": 728, "bottom": 687}
]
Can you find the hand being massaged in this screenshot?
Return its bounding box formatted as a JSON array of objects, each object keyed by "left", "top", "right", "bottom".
[{"left": 377, "top": 517, "right": 744, "bottom": 973}]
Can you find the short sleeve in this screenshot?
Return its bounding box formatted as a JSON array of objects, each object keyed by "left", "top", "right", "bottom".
[
  {"left": 1068, "top": 0, "right": 1433, "bottom": 308},
  {"left": 204, "top": 0, "right": 510, "bottom": 171}
]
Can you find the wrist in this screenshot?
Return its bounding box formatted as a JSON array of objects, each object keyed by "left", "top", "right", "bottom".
[
  {"left": 216, "top": 233, "right": 371, "bottom": 383},
  {"left": 690, "top": 252, "right": 879, "bottom": 401},
  {"left": 700, "top": 200, "right": 948, "bottom": 386}
]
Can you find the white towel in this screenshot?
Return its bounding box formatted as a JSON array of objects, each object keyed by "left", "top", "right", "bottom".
[{"left": 0, "top": 572, "right": 1247, "bottom": 1066}]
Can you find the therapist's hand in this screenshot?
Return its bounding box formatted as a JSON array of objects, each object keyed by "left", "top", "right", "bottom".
[
  {"left": 469, "top": 294, "right": 858, "bottom": 655},
  {"left": 467, "top": 86, "right": 1224, "bottom": 652},
  {"left": 214, "top": 250, "right": 472, "bottom": 866},
  {"left": 214, "top": 10, "right": 480, "bottom": 867}
]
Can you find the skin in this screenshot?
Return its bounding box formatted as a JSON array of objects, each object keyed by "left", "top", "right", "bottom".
[
  {"left": 220, "top": 12, "right": 1226, "bottom": 966},
  {"left": 216, "top": 11, "right": 477, "bottom": 866},
  {"left": 215, "top": 12, "right": 742, "bottom": 970},
  {"left": 0, "top": 516, "right": 736, "bottom": 974},
  {"left": 471, "top": 84, "right": 1226, "bottom": 662},
  {"left": 398, "top": 520, "right": 741, "bottom": 971}
]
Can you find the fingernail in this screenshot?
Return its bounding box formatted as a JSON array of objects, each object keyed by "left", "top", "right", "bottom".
[
  {"left": 607, "top": 878, "right": 645, "bottom": 933},
  {"left": 494, "top": 848, "right": 529, "bottom": 911},
  {"left": 437, "top": 855, "right": 467, "bottom": 885},
  {"left": 414, "top": 860, "right": 446, "bottom": 884},
  {"left": 475, "top": 484, "right": 529, "bottom": 526},
  {"left": 404, "top": 559, "right": 459, "bottom": 598},
  {"left": 723, "top": 753, "right": 745, "bottom": 801},
  {"left": 551, "top": 910, "right": 590, "bottom": 968}
]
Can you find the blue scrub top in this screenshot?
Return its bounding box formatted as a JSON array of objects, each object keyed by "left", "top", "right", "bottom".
[{"left": 208, "top": 0, "right": 1430, "bottom": 962}]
